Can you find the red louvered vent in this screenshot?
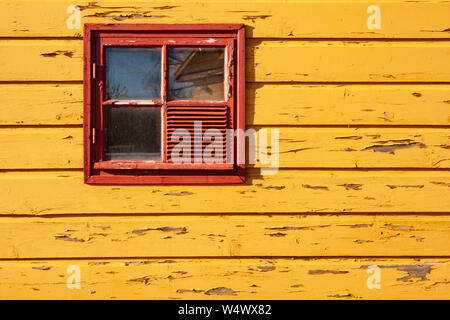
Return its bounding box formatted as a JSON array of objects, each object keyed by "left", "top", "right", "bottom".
[{"left": 166, "top": 105, "right": 229, "bottom": 163}]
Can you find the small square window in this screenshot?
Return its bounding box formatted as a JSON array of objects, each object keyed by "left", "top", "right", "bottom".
[{"left": 84, "top": 24, "right": 245, "bottom": 184}]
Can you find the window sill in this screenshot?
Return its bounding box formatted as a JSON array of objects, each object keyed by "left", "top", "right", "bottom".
[
  {"left": 85, "top": 172, "right": 245, "bottom": 185},
  {"left": 93, "top": 161, "right": 234, "bottom": 171}
]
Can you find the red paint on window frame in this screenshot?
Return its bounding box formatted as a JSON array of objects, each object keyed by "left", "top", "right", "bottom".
[{"left": 84, "top": 24, "right": 245, "bottom": 184}]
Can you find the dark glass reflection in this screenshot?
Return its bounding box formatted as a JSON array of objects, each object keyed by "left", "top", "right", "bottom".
[
  {"left": 105, "top": 107, "right": 161, "bottom": 160},
  {"left": 106, "top": 48, "right": 161, "bottom": 100},
  {"left": 168, "top": 48, "right": 224, "bottom": 101}
]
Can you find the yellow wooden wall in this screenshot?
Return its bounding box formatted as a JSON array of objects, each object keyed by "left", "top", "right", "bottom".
[{"left": 0, "top": 0, "right": 449, "bottom": 299}]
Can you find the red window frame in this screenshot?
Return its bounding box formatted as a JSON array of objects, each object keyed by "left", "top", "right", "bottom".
[{"left": 84, "top": 24, "right": 245, "bottom": 184}]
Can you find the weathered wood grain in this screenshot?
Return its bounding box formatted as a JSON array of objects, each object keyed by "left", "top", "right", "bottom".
[
  {"left": 2, "top": 84, "right": 449, "bottom": 126},
  {"left": 1, "top": 127, "right": 448, "bottom": 169},
  {"left": 0, "top": 170, "right": 448, "bottom": 214},
  {"left": 1, "top": 1, "right": 450, "bottom": 39},
  {"left": 2, "top": 40, "right": 450, "bottom": 82},
  {"left": 1, "top": 215, "right": 449, "bottom": 259},
  {"left": 0, "top": 258, "right": 448, "bottom": 299}
]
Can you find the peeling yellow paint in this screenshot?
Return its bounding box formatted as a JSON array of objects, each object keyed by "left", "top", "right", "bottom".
[
  {"left": 0, "top": 0, "right": 449, "bottom": 300},
  {"left": 0, "top": 259, "right": 449, "bottom": 299}
]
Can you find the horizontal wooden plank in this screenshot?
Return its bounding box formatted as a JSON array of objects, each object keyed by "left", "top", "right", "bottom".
[
  {"left": 260, "top": 128, "right": 450, "bottom": 169},
  {"left": 1, "top": 40, "right": 450, "bottom": 82},
  {"left": 248, "top": 40, "right": 450, "bottom": 82},
  {"left": 2, "top": 83, "right": 450, "bottom": 126},
  {"left": 0, "top": 84, "right": 83, "bottom": 125},
  {"left": 0, "top": 128, "right": 82, "bottom": 169},
  {"left": 0, "top": 170, "right": 449, "bottom": 214},
  {"left": 0, "top": 258, "right": 448, "bottom": 299},
  {"left": 1, "top": 215, "right": 450, "bottom": 259},
  {"left": 0, "top": 40, "right": 83, "bottom": 82},
  {"left": 1, "top": 1, "right": 450, "bottom": 39},
  {"left": 1, "top": 127, "right": 448, "bottom": 169},
  {"left": 248, "top": 84, "right": 450, "bottom": 126}
]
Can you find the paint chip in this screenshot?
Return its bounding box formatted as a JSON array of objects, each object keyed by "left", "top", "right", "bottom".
[{"left": 204, "top": 287, "right": 235, "bottom": 295}]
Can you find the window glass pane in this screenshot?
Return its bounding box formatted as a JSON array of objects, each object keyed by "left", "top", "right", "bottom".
[
  {"left": 168, "top": 48, "right": 224, "bottom": 101},
  {"left": 106, "top": 48, "right": 161, "bottom": 100},
  {"left": 105, "top": 107, "right": 161, "bottom": 160}
]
